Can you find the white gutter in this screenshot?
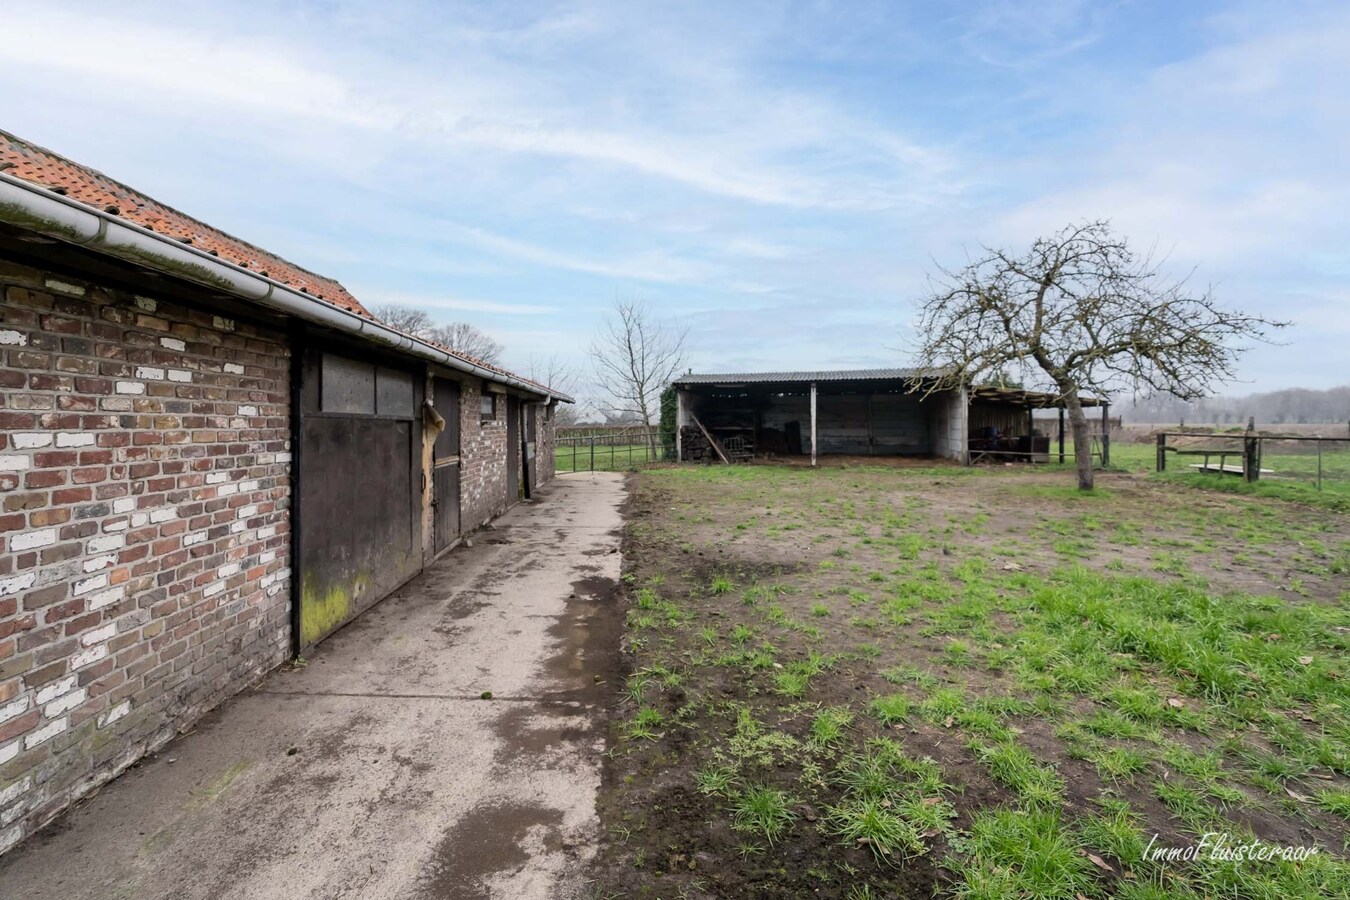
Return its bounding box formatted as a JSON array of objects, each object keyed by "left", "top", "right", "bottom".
[{"left": 0, "top": 172, "right": 572, "bottom": 403}]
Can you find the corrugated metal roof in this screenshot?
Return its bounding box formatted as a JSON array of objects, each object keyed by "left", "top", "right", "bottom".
[{"left": 673, "top": 367, "right": 946, "bottom": 386}]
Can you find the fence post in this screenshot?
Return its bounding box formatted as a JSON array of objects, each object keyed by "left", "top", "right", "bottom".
[
  {"left": 1156, "top": 433, "right": 1166, "bottom": 472},
  {"left": 589, "top": 438, "right": 594, "bottom": 472},
  {"left": 1317, "top": 443, "right": 1322, "bottom": 491}
]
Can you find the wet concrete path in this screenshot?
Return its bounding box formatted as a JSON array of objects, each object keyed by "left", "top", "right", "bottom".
[{"left": 0, "top": 473, "right": 627, "bottom": 900}]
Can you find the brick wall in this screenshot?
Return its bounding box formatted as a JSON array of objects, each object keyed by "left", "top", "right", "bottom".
[
  {"left": 536, "top": 401, "right": 557, "bottom": 485},
  {"left": 0, "top": 260, "right": 291, "bottom": 853},
  {"left": 458, "top": 380, "right": 508, "bottom": 530}
]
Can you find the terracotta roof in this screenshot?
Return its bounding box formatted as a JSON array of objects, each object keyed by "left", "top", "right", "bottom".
[
  {"left": 0, "top": 129, "right": 369, "bottom": 316},
  {"left": 0, "top": 129, "right": 571, "bottom": 400}
]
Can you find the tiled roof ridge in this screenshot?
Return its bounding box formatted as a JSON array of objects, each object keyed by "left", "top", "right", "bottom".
[
  {"left": 0, "top": 128, "right": 366, "bottom": 315},
  {"left": 0, "top": 128, "right": 569, "bottom": 399}
]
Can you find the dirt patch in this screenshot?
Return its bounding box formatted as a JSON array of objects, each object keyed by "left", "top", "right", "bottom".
[
  {"left": 419, "top": 802, "right": 566, "bottom": 899},
  {"left": 587, "top": 464, "right": 1350, "bottom": 898}
]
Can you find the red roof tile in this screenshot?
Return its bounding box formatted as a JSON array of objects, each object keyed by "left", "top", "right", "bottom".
[
  {"left": 0, "top": 129, "right": 369, "bottom": 316},
  {"left": 0, "top": 129, "right": 569, "bottom": 399}
]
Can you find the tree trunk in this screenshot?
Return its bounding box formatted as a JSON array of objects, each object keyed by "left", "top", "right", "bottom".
[{"left": 1062, "top": 390, "right": 1095, "bottom": 490}]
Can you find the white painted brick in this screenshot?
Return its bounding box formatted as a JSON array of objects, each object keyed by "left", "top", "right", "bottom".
[
  {"left": 36, "top": 676, "right": 78, "bottom": 705},
  {"left": 88, "top": 587, "right": 124, "bottom": 611},
  {"left": 12, "top": 433, "right": 51, "bottom": 449},
  {"left": 134, "top": 366, "right": 165, "bottom": 381},
  {"left": 159, "top": 336, "right": 186, "bottom": 351},
  {"left": 24, "top": 717, "right": 68, "bottom": 749},
  {"left": 183, "top": 532, "right": 208, "bottom": 547},
  {"left": 115, "top": 381, "right": 146, "bottom": 395},
  {"left": 256, "top": 526, "right": 276, "bottom": 540},
  {"left": 167, "top": 369, "right": 193, "bottom": 383},
  {"left": 11, "top": 529, "right": 55, "bottom": 551},
  {"left": 83, "top": 554, "right": 116, "bottom": 572},
  {"left": 0, "top": 739, "right": 18, "bottom": 766},
  {"left": 218, "top": 483, "right": 239, "bottom": 497},
  {"left": 0, "top": 330, "right": 26, "bottom": 346},
  {"left": 0, "top": 777, "right": 31, "bottom": 808},
  {"left": 89, "top": 534, "right": 125, "bottom": 553},
  {"left": 205, "top": 472, "right": 230, "bottom": 484},
  {"left": 149, "top": 507, "right": 178, "bottom": 524},
  {"left": 112, "top": 498, "right": 136, "bottom": 514},
  {"left": 236, "top": 505, "right": 257, "bottom": 519},
  {"left": 238, "top": 405, "right": 258, "bottom": 417},
  {"left": 73, "top": 574, "right": 109, "bottom": 596},
  {"left": 217, "top": 563, "right": 240, "bottom": 578},
  {"left": 259, "top": 551, "right": 276, "bottom": 564},
  {"left": 238, "top": 480, "right": 259, "bottom": 492},
  {"left": 45, "top": 278, "right": 85, "bottom": 295},
  {"left": 0, "top": 456, "right": 30, "bottom": 472},
  {"left": 0, "top": 573, "right": 36, "bottom": 597},
  {"left": 80, "top": 623, "right": 117, "bottom": 646},
  {"left": 130, "top": 513, "right": 148, "bottom": 528},
  {"left": 229, "top": 521, "right": 246, "bottom": 534},
  {"left": 223, "top": 363, "right": 245, "bottom": 375},
  {"left": 213, "top": 316, "right": 235, "bottom": 331},
  {"left": 203, "top": 580, "right": 226, "bottom": 598},
  {"left": 99, "top": 700, "right": 131, "bottom": 728},
  {"left": 55, "top": 432, "right": 95, "bottom": 448},
  {"left": 0, "top": 697, "right": 29, "bottom": 725},
  {"left": 104, "top": 518, "right": 129, "bottom": 532},
  {"left": 44, "top": 689, "right": 87, "bottom": 717},
  {"left": 133, "top": 295, "right": 157, "bottom": 312},
  {"left": 70, "top": 645, "right": 108, "bottom": 669},
  {"left": 276, "top": 452, "right": 292, "bottom": 463}
]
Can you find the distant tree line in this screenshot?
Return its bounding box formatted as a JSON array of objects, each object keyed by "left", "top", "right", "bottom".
[{"left": 1125, "top": 384, "right": 1350, "bottom": 425}]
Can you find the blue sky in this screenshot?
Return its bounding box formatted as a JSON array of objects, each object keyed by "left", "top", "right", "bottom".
[{"left": 3, "top": 1, "right": 1347, "bottom": 406}]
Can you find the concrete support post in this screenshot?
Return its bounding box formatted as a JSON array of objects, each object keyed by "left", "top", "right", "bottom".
[
  {"left": 810, "top": 382, "right": 818, "bottom": 468},
  {"left": 675, "top": 389, "right": 691, "bottom": 462}
]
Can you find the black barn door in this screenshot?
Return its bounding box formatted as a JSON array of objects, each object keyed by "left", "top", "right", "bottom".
[
  {"left": 297, "top": 347, "right": 422, "bottom": 651},
  {"left": 432, "top": 377, "right": 461, "bottom": 554},
  {"left": 524, "top": 403, "right": 538, "bottom": 498},
  {"left": 505, "top": 395, "right": 520, "bottom": 505}
]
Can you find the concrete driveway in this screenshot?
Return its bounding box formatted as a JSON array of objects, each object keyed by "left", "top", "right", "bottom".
[{"left": 0, "top": 472, "right": 626, "bottom": 900}]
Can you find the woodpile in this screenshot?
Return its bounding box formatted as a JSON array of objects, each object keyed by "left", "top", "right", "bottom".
[{"left": 680, "top": 426, "right": 716, "bottom": 462}]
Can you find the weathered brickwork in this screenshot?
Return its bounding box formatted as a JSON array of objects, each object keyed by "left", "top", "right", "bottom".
[
  {"left": 0, "top": 261, "right": 291, "bottom": 853},
  {"left": 536, "top": 402, "right": 557, "bottom": 484},
  {"left": 458, "top": 381, "right": 509, "bottom": 531}
]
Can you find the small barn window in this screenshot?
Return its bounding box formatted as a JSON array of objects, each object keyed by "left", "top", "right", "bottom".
[{"left": 480, "top": 393, "right": 496, "bottom": 422}]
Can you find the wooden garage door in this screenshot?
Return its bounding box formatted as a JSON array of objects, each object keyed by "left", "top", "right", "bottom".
[
  {"left": 432, "top": 377, "right": 461, "bottom": 554},
  {"left": 297, "top": 348, "right": 423, "bottom": 651}
]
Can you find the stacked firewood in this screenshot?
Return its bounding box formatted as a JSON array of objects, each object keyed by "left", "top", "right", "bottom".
[{"left": 680, "top": 426, "right": 715, "bottom": 462}]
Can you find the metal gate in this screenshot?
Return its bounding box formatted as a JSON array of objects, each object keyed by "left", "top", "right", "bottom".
[
  {"left": 432, "top": 377, "right": 461, "bottom": 554},
  {"left": 296, "top": 346, "right": 423, "bottom": 651}
]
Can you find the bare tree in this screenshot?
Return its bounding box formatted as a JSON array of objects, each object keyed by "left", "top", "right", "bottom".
[
  {"left": 525, "top": 353, "right": 580, "bottom": 425},
  {"left": 372, "top": 304, "right": 434, "bottom": 336},
  {"left": 590, "top": 300, "right": 688, "bottom": 451},
  {"left": 911, "top": 221, "right": 1284, "bottom": 489},
  {"left": 425, "top": 322, "right": 504, "bottom": 365},
  {"left": 371, "top": 304, "right": 505, "bottom": 365}
]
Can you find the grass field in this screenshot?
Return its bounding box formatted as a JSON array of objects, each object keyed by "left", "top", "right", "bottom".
[
  {"left": 554, "top": 441, "right": 659, "bottom": 473},
  {"left": 590, "top": 464, "right": 1350, "bottom": 898}
]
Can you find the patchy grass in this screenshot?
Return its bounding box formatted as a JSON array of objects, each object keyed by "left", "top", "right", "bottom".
[{"left": 591, "top": 463, "right": 1350, "bottom": 897}]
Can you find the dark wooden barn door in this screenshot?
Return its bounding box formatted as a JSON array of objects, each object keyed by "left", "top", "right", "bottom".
[
  {"left": 524, "top": 403, "right": 538, "bottom": 498},
  {"left": 432, "top": 377, "right": 461, "bottom": 554},
  {"left": 505, "top": 395, "right": 520, "bottom": 505},
  {"left": 297, "top": 348, "right": 422, "bottom": 651}
]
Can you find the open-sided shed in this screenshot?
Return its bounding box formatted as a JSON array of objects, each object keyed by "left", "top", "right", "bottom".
[{"left": 672, "top": 369, "right": 1109, "bottom": 465}]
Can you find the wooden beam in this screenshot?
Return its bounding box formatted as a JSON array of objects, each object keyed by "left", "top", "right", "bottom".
[
  {"left": 810, "top": 381, "right": 818, "bottom": 467},
  {"left": 690, "top": 410, "right": 729, "bottom": 464}
]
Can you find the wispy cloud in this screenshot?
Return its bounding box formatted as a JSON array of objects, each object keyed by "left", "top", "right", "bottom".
[{"left": 1, "top": 1, "right": 1343, "bottom": 394}]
